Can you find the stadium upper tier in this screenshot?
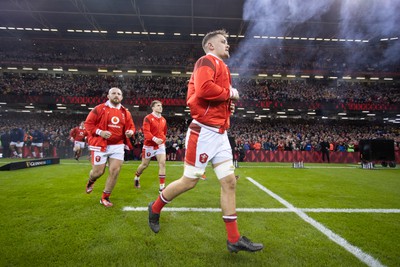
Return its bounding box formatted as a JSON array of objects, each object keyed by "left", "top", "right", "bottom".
[
  {"left": 1, "top": 38, "right": 399, "bottom": 77},
  {"left": 1, "top": 38, "right": 399, "bottom": 122},
  {"left": 0, "top": 72, "right": 399, "bottom": 123}
]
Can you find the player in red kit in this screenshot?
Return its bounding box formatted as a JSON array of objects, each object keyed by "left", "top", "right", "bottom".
[
  {"left": 84, "top": 87, "right": 135, "bottom": 207},
  {"left": 147, "top": 30, "right": 263, "bottom": 252},
  {"left": 70, "top": 121, "right": 87, "bottom": 161},
  {"left": 134, "top": 100, "right": 167, "bottom": 193}
]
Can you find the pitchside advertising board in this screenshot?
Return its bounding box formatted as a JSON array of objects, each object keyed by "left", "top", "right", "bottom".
[{"left": 0, "top": 158, "right": 60, "bottom": 171}]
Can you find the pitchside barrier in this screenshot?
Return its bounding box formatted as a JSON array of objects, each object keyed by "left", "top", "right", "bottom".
[
  {"left": 22, "top": 146, "right": 58, "bottom": 158},
  {"left": 0, "top": 157, "right": 60, "bottom": 171},
  {"left": 173, "top": 150, "right": 400, "bottom": 164},
  {"left": 3, "top": 148, "right": 399, "bottom": 165}
]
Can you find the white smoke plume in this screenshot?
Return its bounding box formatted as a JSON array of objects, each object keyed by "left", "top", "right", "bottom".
[{"left": 229, "top": 0, "right": 400, "bottom": 72}]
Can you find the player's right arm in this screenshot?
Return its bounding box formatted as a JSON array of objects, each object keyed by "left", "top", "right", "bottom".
[{"left": 85, "top": 107, "right": 102, "bottom": 137}]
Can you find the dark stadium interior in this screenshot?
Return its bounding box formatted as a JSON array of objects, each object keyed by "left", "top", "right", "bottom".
[
  {"left": 0, "top": 0, "right": 250, "bottom": 43},
  {"left": 1, "top": 0, "right": 398, "bottom": 41},
  {"left": 0, "top": 0, "right": 399, "bottom": 122}
]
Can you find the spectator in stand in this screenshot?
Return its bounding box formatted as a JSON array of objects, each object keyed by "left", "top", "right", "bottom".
[
  {"left": 347, "top": 142, "right": 355, "bottom": 152},
  {"left": 337, "top": 142, "right": 347, "bottom": 152},
  {"left": 253, "top": 139, "right": 262, "bottom": 150},
  {"left": 9, "top": 127, "right": 25, "bottom": 158},
  {"left": 243, "top": 141, "right": 251, "bottom": 151},
  {"left": 133, "top": 100, "right": 168, "bottom": 193},
  {"left": 303, "top": 141, "right": 312, "bottom": 151}
]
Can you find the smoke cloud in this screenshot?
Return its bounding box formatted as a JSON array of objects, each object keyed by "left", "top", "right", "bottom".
[{"left": 229, "top": 0, "right": 400, "bottom": 73}]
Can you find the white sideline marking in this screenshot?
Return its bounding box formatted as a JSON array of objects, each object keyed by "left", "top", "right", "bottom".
[
  {"left": 123, "top": 207, "right": 292, "bottom": 212},
  {"left": 246, "top": 177, "right": 385, "bottom": 267},
  {"left": 122, "top": 207, "right": 400, "bottom": 214},
  {"left": 302, "top": 208, "right": 400, "bottom": 213},
  {"left": 61, "top": 161, "right": 363, "bottom": 169}
]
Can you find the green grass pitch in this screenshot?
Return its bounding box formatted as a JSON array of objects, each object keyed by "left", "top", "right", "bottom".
[{"left": 0, "top": 159, "right": 399, "bottom": 266}]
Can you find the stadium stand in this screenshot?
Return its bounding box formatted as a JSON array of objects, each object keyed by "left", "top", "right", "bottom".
[{"left": 0, "top": 38, "right": 399, "bottom": 163}]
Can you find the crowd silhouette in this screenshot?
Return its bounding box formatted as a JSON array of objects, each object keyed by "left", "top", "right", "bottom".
[{"left": 1, "top": 113, "right": 399, "bottom": 160}]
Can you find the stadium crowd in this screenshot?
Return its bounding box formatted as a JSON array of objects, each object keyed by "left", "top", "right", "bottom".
[
  {"left": 1, "top": 114, "right": 399, "bottom": 160},
  {"left": 1, "top": 37, "right": 399, "bottom": 73},
  {"left": 1, "top": 37, "right": 399, "bottom": 161},
  {"left": 1, "top": 72, "right": 399, "bottom": 104}
]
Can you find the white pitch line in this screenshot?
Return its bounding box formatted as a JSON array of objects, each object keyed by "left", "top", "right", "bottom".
[
  {"left": 122, "top": 207, "right": 293, "bottom": 212},
  {"left": 302, "top": 208, "right": 400, "bottom": 213},
  {"left": 246, "top": 177, "right": 385, "bottom": 267},
  {"left": 60, "top": 161, "right": 364, "bottom": 169},
  {"left": 122, "top": 207, "right": 400, "bottom": 214}
]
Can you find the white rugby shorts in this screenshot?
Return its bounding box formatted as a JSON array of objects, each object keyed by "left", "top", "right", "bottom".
[
  {"left": 31, "top": 142, "right": 43, "bottom": 147},
  {"left": 10, "top": 141, "right": 24, "bottom": 148},
  {"left": 91, "top": 144, "right": 125, "bottom": 165},
  {"left": 185, "top": 121, "right": 232, "bottom": 169},
  {"left": 74, "top": 141, "right": 86, "bottom": 149},
  {"left": 142, "top": 144, "right": 166, "bottom": 159}
]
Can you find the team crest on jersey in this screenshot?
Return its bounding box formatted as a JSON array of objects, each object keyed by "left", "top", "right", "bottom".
[
  {"left": 146, "top": 152, "right": 152, "bottom": 157},
  {"left": 199, "top": 153, "right": 208, "bottom": 163},
  {"left": 95, "top": 155, "right": 101, "bottom": 162},
  {"left": 111, "top": 116, "right": 120, "bottom": 124}
]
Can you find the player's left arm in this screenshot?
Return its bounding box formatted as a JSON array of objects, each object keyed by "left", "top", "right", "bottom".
[{"left": 195, "top": 64, "right": 230, "bottom": 102}]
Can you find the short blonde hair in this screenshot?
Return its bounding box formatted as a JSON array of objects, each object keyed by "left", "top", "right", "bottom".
[
  {"left": 202, "top": 29, "right": 228, "bottom": 53},
  {"left": 150, "top": 100, "right": 162, "bottom": 108}
]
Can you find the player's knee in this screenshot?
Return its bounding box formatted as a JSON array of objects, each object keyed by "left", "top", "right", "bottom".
[
  {"left": 159, "top": 162, "right": 166, "bottom": 169},
  {"left": 220, "top": 175, "right": 236, "bottom": 191},
  {"left": 214, "top": 161, "right": 235, "bottom": 180},
  {"left": 91, "top": 169, "right": 104, "bottom": 179},
  {"left": 108, "top": 164, "right": 121, "bottom": 175},
  {"left": 180, "top": 176, "right": 198, "bottom": 190},
  {"left": 141, "top": 163, "right": 149, "bottom": 169}
]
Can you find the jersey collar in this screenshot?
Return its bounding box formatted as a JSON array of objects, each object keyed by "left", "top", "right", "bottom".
[{"left": 105, "top": 100, "right": 121, "bottom": 109}]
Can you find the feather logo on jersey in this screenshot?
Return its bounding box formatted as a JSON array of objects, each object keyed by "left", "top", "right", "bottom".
[
  {"left": 199, "top": 153, "right": 208, "bottom": 163},
  {"left": 111, "top": 116, "right": 120, "bottom": 124}
]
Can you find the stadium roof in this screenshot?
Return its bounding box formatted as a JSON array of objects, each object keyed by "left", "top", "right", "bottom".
[
  {"left": 1, "top": 0, "right": 399, "bottom": 43},
  {"left": 0, "top": 0, "right": 246, "bottom": 42}
]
